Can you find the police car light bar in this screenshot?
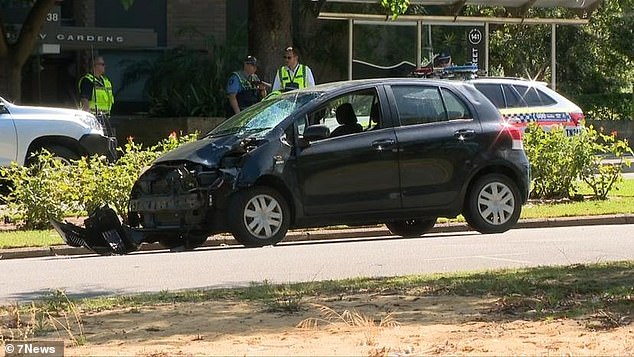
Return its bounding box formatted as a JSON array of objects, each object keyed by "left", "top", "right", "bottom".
[{"left": 412, "top": 63, "right": 483, "bottom": 79}]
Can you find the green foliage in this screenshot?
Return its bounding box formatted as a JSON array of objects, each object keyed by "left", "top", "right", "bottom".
[
  {"left": 0, "top": 133, "right": 198, "bottom": 229},
  {"left": 380, "top": 0, "right": 410, "bottom": 19},
  {"left": 579, "top": 126, "right": 633, "bottom": 199},
  {"left": 523, "top": 123, "right": 633, "bottom": 199},
  {"left": 120, "top": 27, "right": 246, "bottom": 117},
  {"left": 0, "top": 151, "right": 78, "bottom": 229},
  {"left": 572, "top": 93, "right": 633, "bottom": 121},
  {"left": 523, "top": 124, "right": 586, "bottom": 199}
]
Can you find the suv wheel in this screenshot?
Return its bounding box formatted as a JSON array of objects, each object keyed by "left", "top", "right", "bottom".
[
  {"left": 27, "top": 145, "right": 79, "bottom": 166},
  {"left": 464, "top": 174, "right": 521, "bottom": 234},
  {"left": 228, "top": 187, "right": 290, "bottom": 247},
  {"left": 386, "top": 218, "right": 437, "bottom": 237}
]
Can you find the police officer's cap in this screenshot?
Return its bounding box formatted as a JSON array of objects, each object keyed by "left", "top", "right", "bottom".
[{"left": 244, "top": 56, "right": 258, "bottom": 66}]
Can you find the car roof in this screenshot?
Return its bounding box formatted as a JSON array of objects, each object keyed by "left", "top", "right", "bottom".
[
  {"left": 467, "top": 77, "right": 549, "bottom": 86},
  {"left": 299, "top": 78, "right": 475, "bottom": 92}
]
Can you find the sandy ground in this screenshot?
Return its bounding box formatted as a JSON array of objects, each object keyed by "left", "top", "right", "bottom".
[{"left": 27, "top": 294, "right": 630, "bottom": 356}]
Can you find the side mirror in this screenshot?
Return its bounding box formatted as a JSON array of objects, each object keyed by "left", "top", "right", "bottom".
[{"left": 299, "top": 124, "right": 330, "bottom": 148}]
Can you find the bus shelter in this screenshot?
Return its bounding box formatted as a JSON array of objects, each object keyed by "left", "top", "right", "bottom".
[{"left": 315, "top": 0, "right": 602, "bottom": 89}]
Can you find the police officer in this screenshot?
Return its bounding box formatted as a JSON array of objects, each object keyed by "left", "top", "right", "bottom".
[
  {"left": 433, "top": 52, "right": 452, "bottom": 68},
  {"left": 78, "top": 56, "right": 115, "bottom": 115},
  {"left": 226, "top": 55, "right": 267, "bottom": 117},
  {"left": 271, "top": 46, "right": 315, "bottom": 92}
]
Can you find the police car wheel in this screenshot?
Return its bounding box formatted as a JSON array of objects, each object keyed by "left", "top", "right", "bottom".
[
  {"left": 464, "top": 174, "right": 521, "bottom": 234},
  {"left": 386, "top": 218, "right": 436, "bottom": 238},
  {"left": 228, "top": 186, "right": 290, "bottom": 247}
]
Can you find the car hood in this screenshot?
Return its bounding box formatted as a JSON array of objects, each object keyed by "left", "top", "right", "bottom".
[
  {"left": 6, "top": 102, "right": 87, "bottom": 119},
  {"left": 154, "top": 134, "right": 256, "bottom": 168}
]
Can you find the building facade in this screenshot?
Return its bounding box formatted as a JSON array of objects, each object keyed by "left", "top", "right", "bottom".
[{"left": 5, "top": 0, "right": 246, "bottom": 113}]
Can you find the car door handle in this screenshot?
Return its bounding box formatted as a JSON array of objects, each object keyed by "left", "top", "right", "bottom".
[
  {"left": 454, "top": 129, "right": 476, "bottom": 140},
  {"left": 371, "top": 139, "right": 396, "bottom": 151}
]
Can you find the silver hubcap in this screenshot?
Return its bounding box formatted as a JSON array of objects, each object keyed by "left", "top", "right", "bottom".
[
  {"left": 477, "top": 182, "right": 515, "bottom": 225},
  {"left": 243, "top": 194, "right": 283, "bottom": 239}
]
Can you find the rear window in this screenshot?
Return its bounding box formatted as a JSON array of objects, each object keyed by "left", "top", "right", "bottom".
[
  {"left": 512, "top": 85, "right": 543, "bottom": 106},
  {"left": 441, "top": 88, "right": 472, "bottom": 120},
  {"left": 473, "top": 83, "right": 505, "bottom": 108},
  {"left": 502, "top": 84, "right": 527, "bottom": 108},
  {"left": 535, "top": 87, "right": 557, "bottom": 105}
]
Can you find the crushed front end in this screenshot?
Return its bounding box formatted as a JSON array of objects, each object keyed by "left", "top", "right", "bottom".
[{"left": 127, "top": 161, "right": 229, "bottom": 248}]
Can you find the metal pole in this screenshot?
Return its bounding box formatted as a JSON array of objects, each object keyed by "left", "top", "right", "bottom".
[
  {"left": 485, "top": 22, "right": 489, "bottom": 75},
  {"left": 348, "top": 18, "right": 353, "bottom": 80},
  {"left": 550, "top": 24, "right": 557, "bottom": 90},
  {"left": 428, "top": 25, "right": 433, "bottom": 62},
  {"left": 417, "top": 21, "right": 422, "bottom": 68}
]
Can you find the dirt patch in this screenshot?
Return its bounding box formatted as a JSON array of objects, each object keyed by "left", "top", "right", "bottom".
[{"left": 52, "top": 294, "right": 634, "bottom": 356}]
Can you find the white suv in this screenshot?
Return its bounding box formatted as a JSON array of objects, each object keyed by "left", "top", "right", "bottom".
[
  {"left": 0, "top": 97, "right": 117, "bottom": 167},
  {"left": 468, "top": 78, "right": 584, "bottom": 136}
]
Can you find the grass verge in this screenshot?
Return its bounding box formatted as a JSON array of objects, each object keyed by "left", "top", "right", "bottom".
[
  {"left": 1, "top": 261, "right": 632, "bottom": 338},
  {"left": 1, "top": 179, "right": 633, "bottom": 249}
]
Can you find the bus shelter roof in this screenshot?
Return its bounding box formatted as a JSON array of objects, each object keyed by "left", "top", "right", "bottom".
[{"left": 317, "top": 0, "right": 601, "bottom": 24}]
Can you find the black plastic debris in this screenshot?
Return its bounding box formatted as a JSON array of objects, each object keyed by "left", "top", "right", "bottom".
[{"left": 51, "top": 206, "right": 139, "bottom": 255}]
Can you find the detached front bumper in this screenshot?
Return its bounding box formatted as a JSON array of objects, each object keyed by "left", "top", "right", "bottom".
[
  {"left": 51, "top": 206, "right": 142, "bottom": 255},
  {"left": 79, "top": 134, "right": 118, "bottom": 161}
]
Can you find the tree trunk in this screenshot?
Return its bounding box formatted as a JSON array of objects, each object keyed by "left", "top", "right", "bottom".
[
  {"left": 0, "top": 58, "right": 9, "bottom": 100},
  {"left": 248, "top": 0, "right": 292, "bottom": 84}
]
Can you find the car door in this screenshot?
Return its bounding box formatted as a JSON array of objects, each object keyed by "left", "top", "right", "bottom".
[
  {"left": 294, "top": 87, "right": 401, "bottom": 216},
  {"left": 388, "top": 84, "right": 482, "bottom": 208},
  {"left": 0, "top": 101, "right": 18, "bottom": 166}
]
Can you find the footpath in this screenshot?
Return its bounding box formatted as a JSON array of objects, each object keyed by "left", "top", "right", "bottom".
[{"left": 1, "top": 213, "right": 633, "bottom": 260}]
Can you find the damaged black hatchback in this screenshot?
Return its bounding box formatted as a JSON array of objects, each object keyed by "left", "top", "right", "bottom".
[{"left": 54, "top": 78, "right": 530, "bottom": 253}]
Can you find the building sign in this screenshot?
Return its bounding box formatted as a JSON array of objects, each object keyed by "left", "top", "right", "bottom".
[
  {"left": 38, "top": 28, "right": 157, "bottom": 49},
  {"left": 466, "top": 27, "right": 485, "bottom": 70},
  {"left": 5, "top": 5, "right": 157, "bottom": 50}
]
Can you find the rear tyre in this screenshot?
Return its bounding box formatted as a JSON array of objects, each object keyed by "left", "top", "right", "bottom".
[
  {"left": 386, "top": 218, "right": 437, "bottom": 237},
  {"left": 228, "top": 187, "right": 290, "bottom": 247},
  {"left": 463, "top": 173, "right": 521, "bottom": 234}
]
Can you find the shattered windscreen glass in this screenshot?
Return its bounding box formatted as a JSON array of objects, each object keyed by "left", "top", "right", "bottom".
[{"left": 208, "top": 92, "right": 322, "bottom": 138}]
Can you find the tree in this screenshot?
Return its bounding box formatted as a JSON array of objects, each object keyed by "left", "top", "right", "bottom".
[
  {"left": 247, "top": 0, "right": 293, "bottom": 84},
  {"left": 0, "top": 0, "right": 56, "bottom": 102}
]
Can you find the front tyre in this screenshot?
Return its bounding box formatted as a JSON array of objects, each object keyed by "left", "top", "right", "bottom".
[
  {"left": 464, "top": 174, "right": 521, "bottom": 234},
  {"left": 228, "top": 187, "right": 290, "bottom": 247},
  {"left": 386, "top": 218, "right": 437, "bottom": 237}
]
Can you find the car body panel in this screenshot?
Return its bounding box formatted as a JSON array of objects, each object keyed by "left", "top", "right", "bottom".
[
  {"left": 0, "top": 103, "right": 19, "bottom": 166},
  {"left": 295, "top": 128, "right": 401, "bottom": 215}
]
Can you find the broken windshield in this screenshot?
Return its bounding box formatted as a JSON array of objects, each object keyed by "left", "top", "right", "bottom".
[{"left": 208, "top": 92, "right": 322, "bottom": 138}]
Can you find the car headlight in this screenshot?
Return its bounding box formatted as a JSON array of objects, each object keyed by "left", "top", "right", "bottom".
[{"left": 75, "top": 112, "right": 103, "bottom": 132}]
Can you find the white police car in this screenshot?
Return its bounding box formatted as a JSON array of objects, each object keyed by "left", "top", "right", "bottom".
[{"left": 467, "top": 78, "right": 584, "bottom": 136}]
